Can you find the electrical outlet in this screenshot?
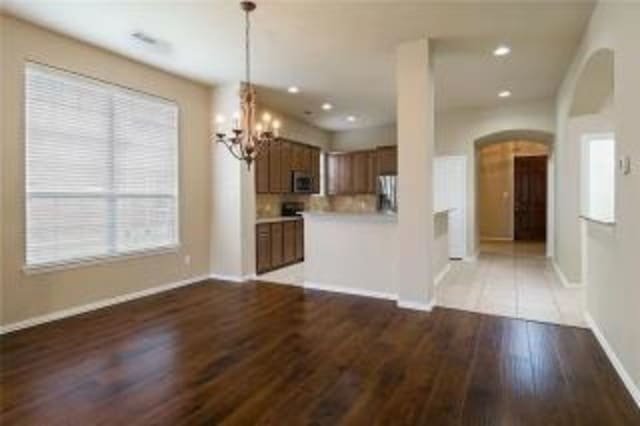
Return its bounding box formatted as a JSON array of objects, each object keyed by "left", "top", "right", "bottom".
[{"left": 184, "top": 255, "right": 191, "bottom": 266}]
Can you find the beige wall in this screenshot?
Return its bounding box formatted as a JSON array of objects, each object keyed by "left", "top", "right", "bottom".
[
  {"left": 331, "top": 123, "right": 396, "bottom": 152},
  {"left": 433, "top": 212, "right": 449, "bottom": 280},
  {"left": 478, "top": 141, "right": 548, "bottom": 240},
  {"left": 1, "top": 15, "right": 212, "bottom": 326},
  {"left": 555, "top": 1, "right": 640, "bottom": 400},
  {"left": 435, "top": 98, "right": 556, "bottom": 257}
]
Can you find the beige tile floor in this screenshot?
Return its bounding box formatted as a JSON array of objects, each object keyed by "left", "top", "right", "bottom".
[
  {"left": 258, "top": 262, "right": 305, "bottom": 286},
  {"left": 436, "top": 241, "right": 586, "bottom": 327},
  {"left": 258, "top": 241, "right": 586, "bottom": 328}
]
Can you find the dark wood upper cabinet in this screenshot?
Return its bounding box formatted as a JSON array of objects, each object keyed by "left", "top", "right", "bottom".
[
  {"left": 255, "top": 143, "right": 270, "bottom": 194},
  {"left": 377, "top": 146, "right": 397, "bottom": 175},
  {"left": 256, "top": 224, "right": 271, "bottom": 273},
  {"left": 311, "top": 149, "right": 320, "bottom": 194},
  {"left": 280, "top": 141, "right": 292, "bottom": 193},
  {"left": 340, "top": 154, "right": 353, "bottom": 194},
  {"left": 283, "top": 221, "right": 296, "bottom": 264},
  {"left": 270, "top": 223, "right": 283, "bottom": 268},
  {"left": 367, "top": 151, "right": 377, "bottom": 193},
  {"left": 268, "top": 140, "right": 282, "bottom": 193},
  {"left": 301, "top": 146, "right": 312, "bottom": 172},
  {"left": 352, "top": 151, "right": 369, "bottom": 194}
]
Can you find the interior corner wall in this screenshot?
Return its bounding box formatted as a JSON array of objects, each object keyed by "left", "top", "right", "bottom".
[
  {"left": 435, "top": 98, "right": 556, "bottom": 257},
  {"left": 1, "top": 15, "right": 212, "bottom": 326},
  {"left": 330, "top": 123, "right": 396, "bottom": 152},
  {"left": 555, "top": 1, "right": 640, "bottom": 402}
]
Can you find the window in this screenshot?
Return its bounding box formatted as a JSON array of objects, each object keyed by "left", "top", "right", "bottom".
[
  {"left": 25, "top": 63, "right": 179, "bottom": 268},
  {"left": 581, "top": 133, "right": 615, "bottom": 224}
]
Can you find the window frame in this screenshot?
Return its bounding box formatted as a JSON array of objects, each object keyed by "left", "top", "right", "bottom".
[
  {"left": 23, "top": 62, "right": 182, "bottom": 273},
  {"left": 580, "top": 132, "right": 616, "bottom": 226}
]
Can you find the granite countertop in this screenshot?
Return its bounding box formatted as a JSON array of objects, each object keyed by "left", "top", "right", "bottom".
[
  {"left": 301, "top": 211, "right": 398, "bottom": 222},
  {"left": 255, "top": 216, "right": 303, "bottom": 224}
]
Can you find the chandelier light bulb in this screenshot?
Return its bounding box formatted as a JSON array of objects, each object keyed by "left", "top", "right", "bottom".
[
  {"left": 255, "top": 122, "right": 263, "bottom": 133},
  {"left": 262, "top": 112, "right": 272, "bottom": 123}
]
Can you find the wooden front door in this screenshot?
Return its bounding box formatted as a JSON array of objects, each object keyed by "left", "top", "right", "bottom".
[{"left": 514, "top": 156, "right": 547, "bottom": 241}]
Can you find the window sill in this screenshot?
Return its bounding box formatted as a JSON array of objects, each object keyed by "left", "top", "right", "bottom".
[
  {"left": 579, "top": 215, "right": 616, "bottom": 227},
  {"left": 23, "top": 245, "right": 181, "bottom": 275}
]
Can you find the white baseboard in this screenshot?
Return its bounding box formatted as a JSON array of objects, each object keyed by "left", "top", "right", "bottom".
[
  {"left": 0, "top": 274, "right": 210, "bottom": 335},
  {"left": 303, "top": 281, "right": 396, "bottom": 301},
  {"left": 552, "top": 260, "right": 583, "bottom": 288},
  {"left": 303, "top": 281, "right": 435, "bottom": 312},
  {"left": 209, "top": 273, "right": 248, "bottom": 283},
  {"left": 434, "top": 263, "right": 452, "bottom": 287},
  {"left": 397, "top": 298, "right": 436, "bottom": 312},
  {"left": 585, "top": 312, "right": 640, "bottom": 408}
]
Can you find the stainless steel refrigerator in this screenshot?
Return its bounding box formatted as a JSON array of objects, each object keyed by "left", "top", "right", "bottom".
[{"left": 377, "top": 175, "right": 397, "bottom": 213}]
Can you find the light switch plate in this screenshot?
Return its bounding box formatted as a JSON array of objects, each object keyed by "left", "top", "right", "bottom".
[{"left": 619, "top": 156, "right": 632, "bottom": 175}]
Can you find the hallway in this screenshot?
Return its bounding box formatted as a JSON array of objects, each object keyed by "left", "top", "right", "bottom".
[{"left": 437, "top": 241, "right": 586, "bottom": 327}]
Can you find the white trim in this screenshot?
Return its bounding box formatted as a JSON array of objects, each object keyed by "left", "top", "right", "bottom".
[
  {"left": 434, "top": 263, "right": 451, "bottom": 287},
  {"left": 585, "top": 312, "right": 640, "bottom": 408},
  {"left": 303, "top": 281, "right": 435, "bottom": 312},
  {"left": 397, "top": 298, "right": 436, "bottom": 312},
  {"left": 463, "top": 250, "right": 480, "bottom": 262},
  {"left": 552, "top": 260, "right": 584, "bottom": 288},
  {"left": 23, "top": 245, "right": 180, "bottom": 275},
  {"left": 0, "top": 274, "right": 209, "bottom": 335},
  {"left": 303, "top": 281, "right": 396, "bottom": 301},
  {"left": 209, "top": 273, "right": 247, "bottom": 283}
]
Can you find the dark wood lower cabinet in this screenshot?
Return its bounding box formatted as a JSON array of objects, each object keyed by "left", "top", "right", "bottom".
[
  {"left": 295, "top": 220, "right": 304, "bottom": 261},
  {"left": 256, "top": 224, "right": 271, "bottom": 272},
  {"left": 256, "top": 219, "right": 304, "bottom": 274},
  {"left": 283, "top": 222, "right": 296, "bottom": 264},
  {"left": 270, "top": 223, "right": 283, "bottom": 269}
]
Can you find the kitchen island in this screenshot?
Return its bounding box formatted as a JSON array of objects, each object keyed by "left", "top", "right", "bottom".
[{"left": 302, "top": 212, "right": 398, "bottom": 299}]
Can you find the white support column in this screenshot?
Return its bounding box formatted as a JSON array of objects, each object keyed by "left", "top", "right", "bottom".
[
  {"left": 209, "top": 83, "right": 256, "bottom": 281},
  {"left": 396, "top": 39, "right": 436, "bottom": 310}
]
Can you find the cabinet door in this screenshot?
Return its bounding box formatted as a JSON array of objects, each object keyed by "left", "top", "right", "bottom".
[
  {"left": 269, "top": 140, "right": 282, "bottom": 193},
  {"left": 283, "top": 221, "right": 296, "bottom": 264},
  {"left": 352, "top": 152, "right": 368, "bottom": 194},
  {"left": 290, "top": 143, "right": 302, "bottom": 170},
  {"left": 377, "top": 146, "right": 397, "bottom": 175},
  {"left": 367, "top": 151, "right": 377, "bottom": 193},
  {"left": 311, "top": 149, "right": 321, "bottom": 194},
  {"left": 327, "top": 154, "right": 339, "bottom": 195},
  {"left": 256, "top": 224, "right": 271, "bottom": 273},
  {"left": 271, "top": 223, "right": 283, "bottom": 268},
  {"left": 255, "top": 142, "right": 270, "bottom": 194},
  {"left": 295, "top": 219, "right": 304, "bottom": 260},
  {"left": 280, "top": 141, "right": 292, "bottom": 193},
  {"left": 301, "top": 146, "right": 312, "bottom": 173},
  {"left": 339, "top": 154, "right": 353, "bottom": 194}
]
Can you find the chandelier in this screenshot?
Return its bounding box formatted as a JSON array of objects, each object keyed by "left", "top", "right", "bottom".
[{"left": 214, "top": 1, "right": 280, "bottom": 170}]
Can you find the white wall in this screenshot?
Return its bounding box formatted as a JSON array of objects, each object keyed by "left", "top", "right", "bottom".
[
  {"left": 331, "top": 123, "right": 396, "bottom": 151},
  {"left": 555, "top": 1, "right": 640, "bottom": 403},
  {"left": 435, "top": 98, "right": 556, "bottom": 257}
]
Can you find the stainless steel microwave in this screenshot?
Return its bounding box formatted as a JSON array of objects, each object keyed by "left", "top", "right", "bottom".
[{"left": 292, "top": 171, "right": 313, "bottom": 193}]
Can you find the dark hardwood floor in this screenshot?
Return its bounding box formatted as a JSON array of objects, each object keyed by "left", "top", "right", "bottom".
[{"left": 1, "top": 279, "right": 638, "bottom": 425}]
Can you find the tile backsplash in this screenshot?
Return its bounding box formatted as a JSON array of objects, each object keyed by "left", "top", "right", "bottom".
[{"left": 256, "top": 193, "right": 377, "bottom": 218}]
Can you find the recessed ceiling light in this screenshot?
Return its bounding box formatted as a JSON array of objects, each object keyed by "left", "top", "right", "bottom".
[
  {"left": 498, "top": 90, "right": 512, "bottom": 98},
  {"left": 346, "top": 115, "right": 357, "bottom": 122},
  {"left": 322, "top": 102, "right": 333, "bottom": 111},
  {"left": 493, "top": 45, "right": 511, "bottom": 57},
  {"left": 287, "top": 86, "right": 299, "bottom": 94}
]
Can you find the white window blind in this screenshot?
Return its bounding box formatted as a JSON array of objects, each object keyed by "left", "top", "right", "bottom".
[
  {"left": 25, "top": 63, "right": 179, "bottom": 268},
  {"left": 581, "top": 133, "right": 615, "bottom": 224}
]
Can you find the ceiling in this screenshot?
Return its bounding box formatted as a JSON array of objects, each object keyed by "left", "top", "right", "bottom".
[{"left": 2, "top": 0, "right": 595, "bottom": 131}]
